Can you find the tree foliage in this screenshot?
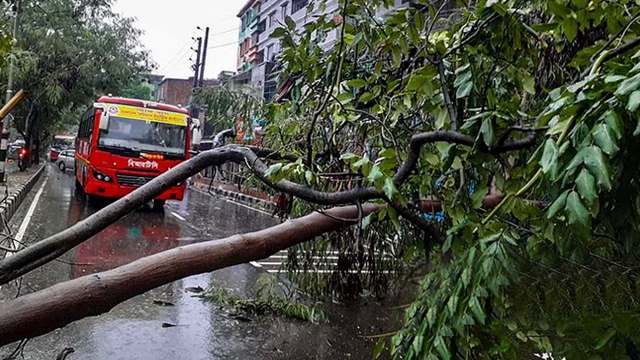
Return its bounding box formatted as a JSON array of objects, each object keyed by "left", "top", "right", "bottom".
[
  {"left": 193, "top": 85, "right": 263, "bottom": 137},
  {"left": 0, "top": 0, "right": 151, "bottom": 144},
  {"left": 259, "top": 0, "right": 640, "bottom": 358}
]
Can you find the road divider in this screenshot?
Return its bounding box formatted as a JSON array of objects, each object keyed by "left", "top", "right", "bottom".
[{"left": 0, "top": 164, "right": 45, "bottom": 222}]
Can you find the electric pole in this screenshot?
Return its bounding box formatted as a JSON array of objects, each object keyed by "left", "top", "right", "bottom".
[
  {"left": 0, "top": 0, "right": 21, "bottom": 183},
  {"left": 192, "top": 37, "right": 202, "bottom": 89},
  {"left": 198, "top": 27, "right": 210, "bottom": 88}
]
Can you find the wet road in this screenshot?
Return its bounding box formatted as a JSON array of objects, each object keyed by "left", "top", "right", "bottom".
[{"left": 0, "top": 165, "right": 400, "bottom": 359}]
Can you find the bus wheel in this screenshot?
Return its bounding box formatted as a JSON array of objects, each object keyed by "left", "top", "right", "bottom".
[
  {"left": 152, "top": 200, "right": 166, "bottom": 212},
  {"left": 86, "top": 194, "right": 101, "bottom": 207}
]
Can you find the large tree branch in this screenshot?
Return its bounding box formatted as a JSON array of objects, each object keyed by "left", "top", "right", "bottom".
[
  {"left": 0, "top": 129, "right": 536, "bottom": 285},
  {"left": 393, "top": 131, "right": 536, "bottom": 185},
  {"left": 0, "top": 204, "right": 382, "bottom": 346}
]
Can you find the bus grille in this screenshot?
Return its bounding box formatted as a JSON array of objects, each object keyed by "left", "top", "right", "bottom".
[{"left": 116, "top": 174, "right": 156, "bottom": 187}]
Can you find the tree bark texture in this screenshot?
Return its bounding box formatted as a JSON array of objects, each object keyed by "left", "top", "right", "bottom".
[{"left": 0, "top": 204, "right": 379, "bottom": 346}]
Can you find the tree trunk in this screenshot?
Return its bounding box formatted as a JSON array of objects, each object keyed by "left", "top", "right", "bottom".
[{"left": 0, "top": 204, "right": 380, "bottom": 346}]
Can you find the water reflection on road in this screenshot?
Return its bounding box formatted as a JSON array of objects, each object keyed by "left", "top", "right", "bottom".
[{"left": 0, "top": 166, "right": 402, "bottom": 359}]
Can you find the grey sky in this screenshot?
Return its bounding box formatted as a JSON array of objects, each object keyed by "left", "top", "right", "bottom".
[{"left": 112, "top": 0, "right": 245, "bottom": 79}]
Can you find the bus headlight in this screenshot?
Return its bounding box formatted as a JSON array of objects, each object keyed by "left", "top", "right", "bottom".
[{"left": 93, "top": 170, "right": 113, "bottom": 183}]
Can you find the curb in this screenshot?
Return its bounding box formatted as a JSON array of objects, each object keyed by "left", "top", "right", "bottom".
[
  {"left": 192, "top": 184, "right": 276, "bottom": 213},
  {"left": 0, "top": 165, "right": 45, "bottom": 221}
]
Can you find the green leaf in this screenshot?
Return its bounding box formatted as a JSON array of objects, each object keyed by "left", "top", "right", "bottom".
[
  {"left": 603, "top": 111, "right": 623, "bottom": 140},
  {"left": 285, "top": 16, "right": 296, "bottom": 30},
  {"left": 456, "top": 80, "right": 473, "bottom": 98},
  {"left": 615, "top": 73, "right": 640, "bottom": 96},
  {"left": 593, "top": 124, "right": 619, "bottom": 156},
  {"left": 595, "top": 328, "right": 616, "bottom": 350},
  {"left": 347, "top": 79, "right": 367, "bottom": 89},
  {"left": 469, "top": 297, "right": 486, "bottom": 325},
  {"left": 480, "top": 118, "right": 495, "bottom": 146},
  {"left": 540, "top": 139, "right": 559, "bottom": 175},
  {"left": 566, "top": 148, "right": 586, "bottom": 173},
  {"left": 305, "top": 170, "right": 314, "bottom": 185},
  {"left": 547, "top": 191, "right": 568, "bottom": 219},
  {"left": 373, "top": 338, "right": 386, "bottom": 359},
  {"left": 584, "top": 146, "right": 612, "bottom": 191},
  {"left": 576, "top": 168, "right": 597, "bottom": 204},
  {"left": 453, "top": 70, "right": 472, "bottom": 88},
  {"left": 270, "top": 27, "right": 287, "bottom": 38},
  {"left": 627, "top": 90, "right": 640, "bottom": 112},
  {"left": 561, "top": 18, "right": 578, "bottom": 41},
  {"left": 565, "top": 191, "right": 590, "bottom": 225},
  {"left": 340, "top": 153, "right": 359, "bottom": 162},
  {"left": 368, "top": 165, "right": 384, "bottom": 184},
  {"left": 522, "top": 73, "right": 536, "bottom": 94},
  {"left": 383, "top": 178, "right": 399, "bottom": 200},
  {"left": 471, "top": 185, "right": 489, "bottom": 209},
  {"left": 264, "top": 163, "right": 283, "bottom": 179}
]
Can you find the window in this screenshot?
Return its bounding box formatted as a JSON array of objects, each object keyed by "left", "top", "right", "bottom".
[
  {"left": 266, "top": 44, "right": 274, "bottom": 61},
  {"left": 281, "top": 2, "right": 288, "bottom": 19},
  {"left": 268, "top": 11, "right": 276, "bottom": 28},
  {"left": 292, "top": 0, "right": 307, "bottom": 13},
  {"left": 78, "top": 108, "right": 95, "bottom": 139}
]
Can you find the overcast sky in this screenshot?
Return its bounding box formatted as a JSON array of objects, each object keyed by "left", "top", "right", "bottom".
[{"left": 112, "top": 0, "right": 245, "bottom": 79}]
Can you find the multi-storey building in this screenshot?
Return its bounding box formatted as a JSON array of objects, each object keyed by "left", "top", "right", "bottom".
[
  {"left": 235, "top": 0, "right": 264, "bottom": 86},
  {"left": 235, "top": 1, "right": 450, "bottom": 100}
]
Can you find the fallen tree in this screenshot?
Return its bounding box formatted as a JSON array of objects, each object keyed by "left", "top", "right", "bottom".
[
  {"left": 0, "top": 204, "right": 380, "bottom": 346},
  {"left": 0, "top": 131, "right": 532, "bottom": 286}
]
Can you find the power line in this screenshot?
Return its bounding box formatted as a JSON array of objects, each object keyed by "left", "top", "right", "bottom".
[
  {"left": 210, "top": 26, "right": 239, "bottom": 36},
  {"left": 207, "top": 40, "right": 238, "bottom": 50}
]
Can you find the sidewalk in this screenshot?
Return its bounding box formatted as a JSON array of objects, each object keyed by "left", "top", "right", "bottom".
[{"left": 0, "top": 163, "right": 45, "bottom": 222}]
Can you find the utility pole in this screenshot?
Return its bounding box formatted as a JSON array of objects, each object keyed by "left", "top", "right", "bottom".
[
  {"left": 190, "top": 36, "right": 203, "bottom": 120},
  {"left": 0, "top": 0, "right": 21, "bottom": 183},
  {"left": 192, "top": 37, "right": 202, "bottom": 89},
  {"left": 198, "top": 27, "right": 210, "bottom": 88}
]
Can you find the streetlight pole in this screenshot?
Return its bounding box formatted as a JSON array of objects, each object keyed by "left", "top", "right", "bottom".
[{"left": 0, "top": 0, "right": 21, "bottom": 183}]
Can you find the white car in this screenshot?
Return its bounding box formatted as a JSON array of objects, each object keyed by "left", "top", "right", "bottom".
[{"left": 56, "top": 150, "right": 75, "bottom": 172}]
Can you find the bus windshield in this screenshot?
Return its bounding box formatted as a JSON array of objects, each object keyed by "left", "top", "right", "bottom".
[{"left": 98, "top": 116, "right": 186, "bottom": 157}]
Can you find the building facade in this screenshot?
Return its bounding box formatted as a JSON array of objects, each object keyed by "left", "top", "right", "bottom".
[
  {"left": 156, "top": 77, "right": 220, "bottom": 107},
  {"left": 235, "top": 0, "right": 264, "bottom": 86},
  {"left": 235, "top": 0, "right": 413, "bottom": 100}
]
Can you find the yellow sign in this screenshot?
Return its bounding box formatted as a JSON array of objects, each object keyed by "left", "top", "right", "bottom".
[{"left": 106, "top": 104, "right": 188, "bottom": 126}]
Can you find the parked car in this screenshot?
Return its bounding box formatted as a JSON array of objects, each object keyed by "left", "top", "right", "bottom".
[
  {"left": 56, "top": 150, "right": 75, "bottom": 171},
  {"left": 49, "top": 146, "right": 61, "bottom": 162}
]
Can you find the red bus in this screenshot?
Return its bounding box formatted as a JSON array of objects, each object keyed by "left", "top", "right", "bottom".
[{"left": 75, "top": 96, "right": 191, "bottom": 209}]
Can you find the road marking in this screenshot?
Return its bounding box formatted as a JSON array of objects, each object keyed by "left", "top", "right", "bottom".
[
  {"left": 249, "top": 261, "right": 263, "bottom": 268},
  {"left": 13, "top": 177, "right": 48, "bottom": 247},
  {"left": 189, "top": 186, "right": 275, "bottom": 217},
  {"left": 170, "top": 212, "right": 187, "bottom": 222},
  {"left": 169, "top": 211, "right": 201, "bottom": 232},
  {"left": 0, "top": 177, "right": 48, "bottom": 291}
]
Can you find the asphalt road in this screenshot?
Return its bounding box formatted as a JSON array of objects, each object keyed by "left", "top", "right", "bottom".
[{"left": 0, "top": 165, "right": 400, "bottom": 360}]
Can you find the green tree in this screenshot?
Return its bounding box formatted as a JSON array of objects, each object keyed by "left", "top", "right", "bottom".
[
  {"left": 0, "top": 0, "right": 151, "bottom": 161},
  {"left": 121, "top": 81, "right": 154, "bottom": 101},
  {"left": 261, "top": 0, "right": 640, "bottom": 358}
]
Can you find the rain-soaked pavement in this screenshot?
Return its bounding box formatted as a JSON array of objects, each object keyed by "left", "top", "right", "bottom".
[{"left": 0, "top": 165, "right": 402, "bottom": 359}]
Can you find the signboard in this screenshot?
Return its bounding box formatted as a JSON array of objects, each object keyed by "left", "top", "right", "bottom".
[{"left": 106, "top": 104, "right": 188, "bottom": 127}]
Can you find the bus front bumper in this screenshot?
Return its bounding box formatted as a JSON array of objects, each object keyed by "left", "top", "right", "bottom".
[{"left": 84, "top": 171, "right": 186, "bottom": 201}]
